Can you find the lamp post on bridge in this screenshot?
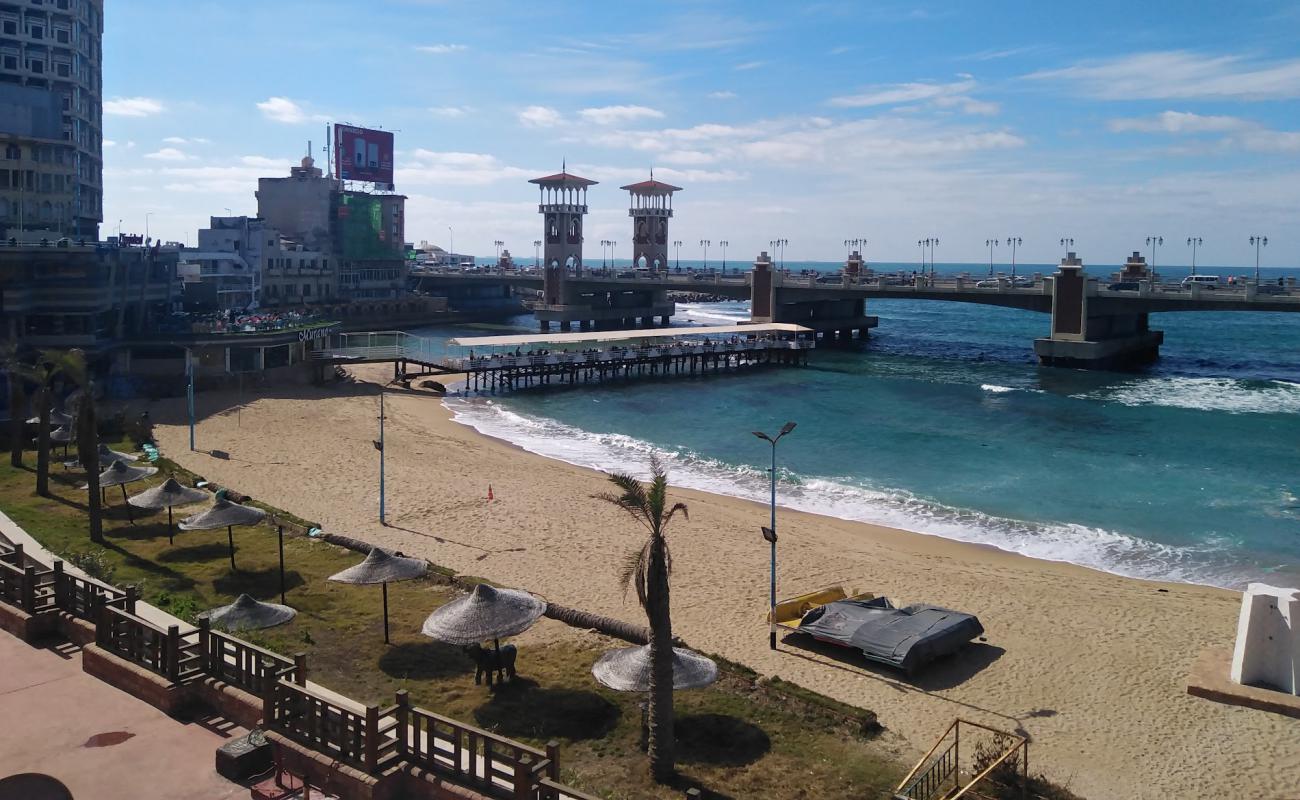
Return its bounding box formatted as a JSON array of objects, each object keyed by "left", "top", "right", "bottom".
[
  {"left": 493, "top": 240, "right": 504, "bottom": 264},
  {"left": 924, "top": 238, "right": 939, "bottom": 279},
  {"left": 984, "top": 238, "right": 999, "bottom": 276},
  {"left": 700, "top": 239, "right": 711, "bottom": 272},
  {"left": 1249, "top": 235, "right": 1268, "bottom": 283},
  {"left": 752, "top": 421, "right": 796, "bottom": 651},
  {"left": 720, "top": 240, "right": 729, "bottom": 273},
  {"left": 600, "top": 239, "right": 612, "bottom": 269},
  {"left": 533, "top": 239, "right": 541, "bottom": 268},
  {"left": 1006, "top": 237, "right": 1022, "bottom": 279},
  {"left": 1146, "top": 236, "right": 1163, "bottom": 282},
  {"left": 1059, "top": 237, "right": 1074, "bottom": 258},
  {"left": 673, "top": 240, "right": 682, "bottom": 271},
  {"left": 776, "top": 238, "right": 789, "bottom": 270},
  {"left": 448, "top": 226, "right": 454, "bottom": 265},
  {"left": 1187, "top": 237, "right": 1203, "bottom": 276},
  {"left": 917, "top": 239, "right": 926, "bottom": 275}
]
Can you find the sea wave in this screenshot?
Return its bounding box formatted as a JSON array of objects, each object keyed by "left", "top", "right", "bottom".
[
  {"left": 1076, "top": 376, "right": 1300, "bottom": 414},
  {"left": 675, "top": 302, "right": 751, "bottom": 325},
  {"left": 444, "top": 397, "right": 1248, "bottom": 587}
]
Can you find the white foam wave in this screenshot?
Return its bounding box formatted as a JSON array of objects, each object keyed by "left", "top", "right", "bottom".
[
  {"left": 980, "top": 384, "right": 1017, "bottom": 394},
  {"left": 675, "top": 302, "right": 751, "bottom": 325},
  {"left": 445, "top": 397, "right": 1247, "bottom": 587},
  {"left": 1075, "top": 376, "right": 1300, "bottom": 414}
]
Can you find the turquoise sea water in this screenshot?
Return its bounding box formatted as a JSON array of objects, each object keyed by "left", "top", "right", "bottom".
[{"left": 412, "top": 261, "right": 1300, "bottom": 589}]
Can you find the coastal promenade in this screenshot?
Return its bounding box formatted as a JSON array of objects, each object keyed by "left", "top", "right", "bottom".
[{"left": 149, "top": 367, "right": 1300, "bottom": 800}]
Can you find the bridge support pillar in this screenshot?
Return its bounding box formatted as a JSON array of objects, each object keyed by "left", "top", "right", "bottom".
[
  {"left": 560, "top": 320, "right": 572, "bottom": 332},
  {"left": 1034, "top": 253, "right": 1163, "bottom": 369},
  {"left": 660, "top": 315, "right": 670, "bottom": 326},
  {"left": 579, "top": 320, "right": 590, "bottom": 332},
  {"left": 539, "top": 320, "right": 551, "bottom": 332}
]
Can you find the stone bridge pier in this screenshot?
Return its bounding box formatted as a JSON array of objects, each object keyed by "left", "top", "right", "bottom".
[
  {"left": 1033, "top": 253, "right": 1163, "bottom": 368},
  {"left": 749, "top": 251, "right": 877, "bottom": 340},
  {"left": 536, "top": 283, "right": 673, "bottom": 332}
]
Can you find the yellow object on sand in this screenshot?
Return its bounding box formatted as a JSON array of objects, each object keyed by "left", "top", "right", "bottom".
[{"left": 769, "top": 585, "right": 875, "bottom": 628}]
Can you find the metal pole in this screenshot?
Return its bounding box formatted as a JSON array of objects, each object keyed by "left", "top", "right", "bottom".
[
  {"left": 278, "top": 525, "right": 286, "bottom": 605},
  {"left": 186, "top": 348, "right": 195, "bottom": 451},
  {"left": 382, "top": 581, "right": 390, "bottom": 644},
  {"left": 379, "top": 391, "right": 386, "bottom": 524},
  {"left": 768, "top": 439, "right": 777, "bottom": 651}
]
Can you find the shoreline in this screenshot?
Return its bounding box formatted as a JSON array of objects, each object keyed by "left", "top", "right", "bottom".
[{"left": 147, "top": 365, "right": 1300, "bottom": 800}]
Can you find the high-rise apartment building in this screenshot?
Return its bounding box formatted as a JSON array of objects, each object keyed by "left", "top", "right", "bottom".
[{"left": 0, "top": 0, "right": 103, "bottom": 240}]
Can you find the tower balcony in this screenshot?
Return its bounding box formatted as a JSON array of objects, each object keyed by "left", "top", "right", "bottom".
[
  {"left": 538, "top": 204, "right": 588, "bottom": 215},
  {"left": 627, "top": 207, "right": 673, "bottom": 218}
]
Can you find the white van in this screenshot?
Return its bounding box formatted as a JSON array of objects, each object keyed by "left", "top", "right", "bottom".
[{"left": 1182, "top": 275, "right": 1221, "bottom": 289}]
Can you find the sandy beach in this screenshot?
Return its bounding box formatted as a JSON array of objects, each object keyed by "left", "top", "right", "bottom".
[{"left": 148, "top": 365, "right": 1300, "bottom": 800}]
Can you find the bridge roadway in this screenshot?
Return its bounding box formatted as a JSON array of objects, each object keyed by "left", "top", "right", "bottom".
[{"left": 411, "top": 267, "right": 1300, "bottom": 314}]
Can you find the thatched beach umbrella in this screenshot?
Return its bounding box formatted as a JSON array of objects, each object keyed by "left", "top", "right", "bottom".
[
  {"left": 128, "top": 477, "right": 208, "bottom": 544},
  {"left": 95, "top": 459, "right": 158, "bottom": 523},
  {"left": 421, "top": 583, "right": 546, "bottom": 645},
  {"left": 202, "top": 593, "right": 296, "bottom": 632},
  {"left": 48, "top": 424, "right": 73, "bottom": 458},
  {"left": 179, "top": 499, "right": 267, "bottom": 571},
  {"left": 328, "top": 548, "right": 427, "bottom": 644},
  {"left": 98, "top": 443, "right": 139, "bottom": 463},
  {"left": 592, "top": 644, "right": 719, "bottom": 751},
  {"left": 592, "top": 644, "right": 719, "bottom": 692},
  {"left": 28, "top": 409, "right": 73, "bottom": 426}
]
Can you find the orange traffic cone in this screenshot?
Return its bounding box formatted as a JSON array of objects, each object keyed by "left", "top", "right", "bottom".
[{"left": 487, "top": 485, "right": 494, "bottom": 501}]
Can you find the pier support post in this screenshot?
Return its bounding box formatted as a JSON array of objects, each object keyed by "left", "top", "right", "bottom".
[{"left": 1033, "top": 252, "right": 1163, "bottom": 369}]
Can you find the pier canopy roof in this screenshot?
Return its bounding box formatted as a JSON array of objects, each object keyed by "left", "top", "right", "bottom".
[
  {"left": 620, "top": 178, "right": 683, "bottom": 195},
  {"left": 529, "top": 170, "right": 598, "bottom": 188},
  {"left": 449, "top": 323, "right": 811, "bottom": 349}
]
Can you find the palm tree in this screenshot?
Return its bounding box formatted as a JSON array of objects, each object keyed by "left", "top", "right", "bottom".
[
  {"left": 2, "top": 343, "right": 29, "bottom": 468},
  {"left": 50, "top": 349, "right": 101, "bottom": 543},
  {"left": 594, "top": 455, "right": 689, "bottom": 782},
  {"left": 7, "top": 352, "right": 60, "bottom": 496}
]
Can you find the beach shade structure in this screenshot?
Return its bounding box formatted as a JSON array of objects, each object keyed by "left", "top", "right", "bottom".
[
  {"left": 201, "top": 593, "right": 296, "bottom": 632},
  {"left": 592, "top": 643, "right": 719, "bottom": 750},
  {"left": 329, "top": 547, "right": 428, "bottom": 644},
  {"left": 421, "top": 583, "right": 546, "bottom": 647},
  {"left": 48, "top": 424, "right": 73, "bottom": 458},
  {"left": 179, "top": 499, "right": 267, "bottom": 571},
  {"left": 127, "top": 477, "right": 209, "bottom": 545},
  {"left": 27, "top": 408, "right": 73, "bottom": 426},
  {"left": 591, "top": 644, "right": 719, "bottom": 693},
  {"left": 98, "top": 443, "right": 139, "bottom": 463},
  {"left": 95, "top": 459, "right": 159, "bottom": 523}
]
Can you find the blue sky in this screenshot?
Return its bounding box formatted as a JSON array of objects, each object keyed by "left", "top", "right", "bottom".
[{"left": 102, "top": 0, "right": 1300, "bottom": 267}]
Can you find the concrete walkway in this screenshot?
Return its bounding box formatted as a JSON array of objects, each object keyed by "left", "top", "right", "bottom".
[{"left": 0, "top": 631, "right": 247, "bottom": 800}]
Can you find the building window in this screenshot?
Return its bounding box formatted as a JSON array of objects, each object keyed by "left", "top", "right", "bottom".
[
  {"left": 55, "top": 62, "right": 70, "bottom": 77},
  {"left": 4, "top": 145, "right": 18, "bottom": 160},
  {"left": 30, "top": 25, "right": 44, "bottom": 40},
  {"left": 303, "top": 284, "right": 311, "bottom": 296},
  {"left": 2, "top": 55, "right": 16, "bottom": 70},
  {"left": 55, "top": 28, "right": 69, "bottom": 43},
  {"left": 29, "top": 60, "right": 44, "bottom": 73},
  {"left": 2, "top": 21, "right": 16, "bottom": 35}
]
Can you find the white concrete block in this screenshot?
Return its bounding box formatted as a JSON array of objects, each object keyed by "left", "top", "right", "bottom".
[{"left": 1230, "top": 583, "right": 1300, "bottom": 695}]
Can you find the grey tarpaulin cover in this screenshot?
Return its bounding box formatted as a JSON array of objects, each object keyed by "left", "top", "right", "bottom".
[{"left": 797, "top": 597, "right": 984, "bottom": 674}]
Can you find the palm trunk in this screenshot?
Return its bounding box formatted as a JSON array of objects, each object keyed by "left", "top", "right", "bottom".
[
  {"left": 645, "top": 533, "right": 676, "bottom": 782},
  {"left": 35, "top": 385, "right": 50, "bottom": 496},
  {"left": 77, "top": 382, "right": 101, "bottom": 543},
  {"left": 9, "top": 376, "right": 25, "bottom": 468}
]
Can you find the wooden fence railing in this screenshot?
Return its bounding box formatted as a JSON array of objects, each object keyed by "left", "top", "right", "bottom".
[
  {"left": 198, "top": 617, "right": 305, "bottom": 697},
  {"left": 266, "top": 679, "right": 401, "bottom": 774},
  {"left": 96, "top": 605, "right": 201, "bottom": 682},
  {"left": 55, "top": 567, "right": 131, "bottom": 623}
]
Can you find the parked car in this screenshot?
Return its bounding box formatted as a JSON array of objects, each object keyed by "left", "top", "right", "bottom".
[
  {"left": 975, "top": 278, "right": 1000, "bottom": 288},
  {"left": 1181, "top": 275, "right": 1221, "bottom": 289}
]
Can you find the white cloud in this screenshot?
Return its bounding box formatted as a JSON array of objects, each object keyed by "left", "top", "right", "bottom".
[
  {"left": 1108, "top": 111, "right": 1252, "bottom": 134},
  {"left": 103, "top": 139, "right": 117, "bottom": 148},
  {"left": 578, "top": 105, "right": 665, "bottom": 125},
  {"left": 1238, "top": 129, "right": 1300, "bottom": 152},
  {"left": 429, "top": 106, "right": 472, "bottom": 118},
  {"left": 660, "top": 150, "right": 717, "bottom": 165},
  {"left": 517, "top": 105, "right": 562, "bottom": 128},
  {"left": 239, "top": 155, "right": 291, "bottom": 169},
  {"left": 162, "top": 136, "right": 213, "bottom": 145},
  {"left": 415, "top": 44, "right": 468, "bottom": 54},
  {"left": 829, "top": 79, "right": 976, "bottom": 107},
  {"left": 734, "top": 61, "right": 766, "bottom": 71},
  {"left": 256, "top": 96, "right": 328, "bottom": 125},
  {"left": 707, "top": 91, "right": 737, "bottom": 100},
  {"left": 104, "top": 97, "right": 165, "bottom": 117},
  {"left": 399, "top": 150, "right": 534, "bottom": 186},
  {"left": 144, "top": 147, "right": 193, "bottom": 162},
  {"left": 1028, "top": 51, "right": 1300, "bottom": 101}
]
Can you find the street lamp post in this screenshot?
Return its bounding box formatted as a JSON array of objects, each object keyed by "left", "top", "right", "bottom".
[
  {"left": 1146, "top": 236, "right": 1163, "bottom": 282},
  {"left": 673, "top": 240, "right": 682, "bottom": 270},
  {"left": 375, "top": 391, "right": 386, "bottom": 525},
  {"left": 1059, "top": 237, "right": 1074, "bottom": 257},
  {"left": 700, "top": 239, "right": 711, "bottom": 272},
  {"left": 917, "top": 239, "right": 925, "bottom": 275},
  {"left": 448, "top": 227, "right": 454, "bottom": 265},
  {"left": 1249, "top": 235, "right": 1268, "bottom": 283},
  {"left": 752, "top": 421, "right": 796, "bottom": 651},
  {"left": 985, "top": 238, "right": 999, "bottom": 276},
  {"left": 1006, "top": 237, "right": 1022, "bottom": 279},
  {"left": 1187, "top": 237, "right": 1203, "bottom": 276},
  {"left": 720, "top": 240, "right": 729, "bottom": 273},
  {"left": 533, "top": 239, "right": 541, "bottom": 268},
  {"left": 600, "top": 239, "right": 611, "bottom": 269},
  {"left": 145, "top": 212, "right": 153, "bottom": 244}
]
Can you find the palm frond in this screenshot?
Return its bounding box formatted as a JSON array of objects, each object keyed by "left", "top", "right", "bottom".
[{"left": 617, "top": 539, "right": 653, "bottom": 610}]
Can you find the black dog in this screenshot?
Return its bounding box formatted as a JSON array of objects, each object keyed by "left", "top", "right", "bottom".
[{"left": 466, "top": 643, "right": 517, "bottom": 686}]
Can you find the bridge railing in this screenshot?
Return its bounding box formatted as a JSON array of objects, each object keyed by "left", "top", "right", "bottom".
[{"left": 450, "top": 337, "right": 811, "bottom": 372}]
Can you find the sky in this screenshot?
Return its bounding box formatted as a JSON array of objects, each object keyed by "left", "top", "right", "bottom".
[{"left": 101, "top": 0, "right": 1300, "bottom": 267}]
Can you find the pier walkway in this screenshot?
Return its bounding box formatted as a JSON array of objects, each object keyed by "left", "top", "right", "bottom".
[{"left": 310, "top": 324, "right": 814, "bottom": 392}]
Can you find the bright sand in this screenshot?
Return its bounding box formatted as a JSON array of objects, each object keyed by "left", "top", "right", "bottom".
[{"left": 150, "top": 365, "right": 1300, "bottom": 800}]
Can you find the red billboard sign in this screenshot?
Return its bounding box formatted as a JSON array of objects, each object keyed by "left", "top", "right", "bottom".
[{"left": 334, "top": 124, "right": 394, "bottom": 188}]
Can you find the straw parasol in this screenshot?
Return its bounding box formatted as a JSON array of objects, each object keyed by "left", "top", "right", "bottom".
[
  {"left": 47, "top": 424, "right": 73, "bottom": 458},
  {"left": 98, "top": 443, "right": 139, "bottom": 463},
  {"left": 421, "top": 583, "right": 546, "bottom": 646},
  {"left": 95, "top": 459, "right": 159, "bottom": 523},
  {"left": 201, "top": 593, "right": 296, "bottom": 632},
  {"left": 592, "top": 643, "right": 718, "bottom": 750},
  {"left": 591, "top": 644, "right": 719, "bottom": 692},
  {"left": 28, "top": 409, "right": 73, "bottom": 426},
  {"left": 179, "top": 499, "right": 267, "bottom": 571},
  {"left": 128, "top": 477, "right": 209, "bottom": 544},
  {"left": 328, "top": 548, "right": 427, "bottom": 644}
]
